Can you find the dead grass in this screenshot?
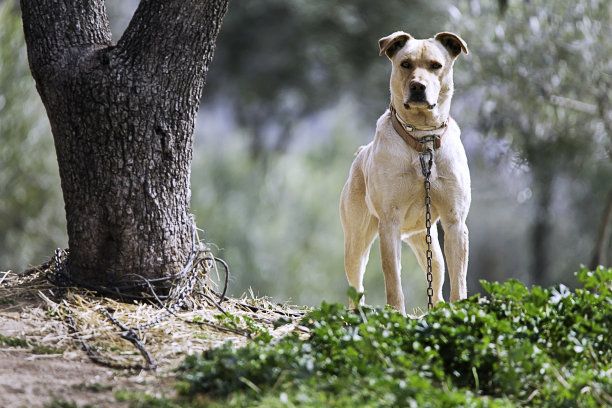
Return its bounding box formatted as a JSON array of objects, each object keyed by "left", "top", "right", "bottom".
[
  {"left": 0, "top": 255, "right": 308, "bottom": 407},
  {"left": 2, "top": 265, "right": 306, "bottom": 368}
]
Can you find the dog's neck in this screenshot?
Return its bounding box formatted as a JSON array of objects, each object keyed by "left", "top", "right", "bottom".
[
  {"left": 389, "top": 102, "right": 449, "bottom": 139},
  {"left": 388, "top": 104, "right": 449, "bottom": 152},
  {"left": 390, "top": 104, "right": 448, "bottom": 136}
]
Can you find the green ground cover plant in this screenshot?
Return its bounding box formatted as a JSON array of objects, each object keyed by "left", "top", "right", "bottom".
[
  {"left": 0, "top": 333, "right": 64, "bottom": 354},
  {"left": 126, "top": 267, "right": 612, "bottom": 407}
]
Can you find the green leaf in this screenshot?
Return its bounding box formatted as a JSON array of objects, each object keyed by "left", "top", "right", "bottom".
[{"left": 346, "top": 286, "right": 365, "bottom": 305}]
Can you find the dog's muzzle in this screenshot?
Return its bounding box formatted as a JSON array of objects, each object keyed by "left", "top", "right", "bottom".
[{"left": 405, "top": 80, "right": 436, "bottom": 110}]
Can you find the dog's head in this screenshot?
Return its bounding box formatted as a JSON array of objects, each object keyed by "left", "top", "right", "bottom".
[{"left": 379, "top": 31, "right": 468, "bottom": 115}]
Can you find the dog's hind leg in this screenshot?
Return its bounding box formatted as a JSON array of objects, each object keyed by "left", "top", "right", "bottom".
[
  {"left": 441, "top": 218, "right": 469, "bottom": 302},
  {"left": 340, "top": 157, "right": 378, "bottom": 308},
  {"left": 342, "top": 215, "right": 378, "bottom": 308},
  {"left": 405, "top": 226, "right": 445, "bottom": 305}
]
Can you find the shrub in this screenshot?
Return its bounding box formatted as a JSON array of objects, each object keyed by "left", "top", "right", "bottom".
[{"left": 165, "top": 267, "right": 612, "bottom": 407}]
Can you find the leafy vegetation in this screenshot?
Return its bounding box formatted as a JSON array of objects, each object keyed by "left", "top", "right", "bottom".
[
  {"left": 31, "top": 343, "right": 65, "bottom": 355},
  {"left": 44, "top": 396, "right": 95, "bottom": 408},
  {"left": 125, "top": 267, "right": 612, "bottom": 407},
  {"left": 0, "top": 333, "right": 64, "bottom": 355},
  {"left": 0, "top": 0, "right": 68, "bottom": 272},
  {"left": 0, "top": 333, "right": 30, "bottom": 348}
]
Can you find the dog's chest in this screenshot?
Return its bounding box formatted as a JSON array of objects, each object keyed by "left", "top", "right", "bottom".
[
  {"left": 364, "top": 156, "right": 423, "bottom": 198},
  {"left": 363, "top": 146, "right": 455, "bottom": 222}
]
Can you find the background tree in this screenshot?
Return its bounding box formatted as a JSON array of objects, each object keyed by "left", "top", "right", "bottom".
[
  {"left": 19, "top": 0, "right": 228, "bottom": 293},
  {"left": 205, "top": 0, "right": 447, "bottom": 157},
  {"left": 452, "top": 0, "right": 612, "bottom": 285},
  {"left": 0, "top": 1, "right": 67, "bottom": 271}
]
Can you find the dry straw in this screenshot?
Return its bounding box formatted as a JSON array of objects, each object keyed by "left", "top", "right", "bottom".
[{"left": 0, "top": 245, "right": 307, "bottom": 372}]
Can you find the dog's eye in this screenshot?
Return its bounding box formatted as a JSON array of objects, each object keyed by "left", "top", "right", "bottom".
[
  {"left": 430, "top": 62, "right": 443, "bottom": 70},
  {"left": 401, "top": 60, "right": 413, "bottom": 70}
]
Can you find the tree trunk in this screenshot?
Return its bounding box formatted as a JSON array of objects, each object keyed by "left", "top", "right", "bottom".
[
  {"left": 531, "top": 170, "right": 553, "bottom": 286},
  {"left": 591, "top": 191, "right": 612, "bottom": 269},
  {"left": 20, "top": 0, "right": 229, "bottom": 293}
]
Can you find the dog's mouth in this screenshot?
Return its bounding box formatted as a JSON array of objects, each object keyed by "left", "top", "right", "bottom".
[
  {"left": 404, "top": 91, "right": 436, "bottom": 110},
  {"left": 404, "top": 101, "right": 437, "bottom": 110}
]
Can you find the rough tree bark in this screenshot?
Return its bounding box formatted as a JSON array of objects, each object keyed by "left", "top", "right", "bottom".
[{"left": 20, "top": 0, "right": 229, "bottom": 292}]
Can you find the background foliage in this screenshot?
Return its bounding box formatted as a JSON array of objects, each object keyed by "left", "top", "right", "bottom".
[
  {"left": 451, "top": 0, "right": 612, "bottom": 285},
  {"left": 1, "top": 0, "right": 611, "bottom": 310},
  {"left": 0, "top": 1, "right": 67, "bottom": 270}
]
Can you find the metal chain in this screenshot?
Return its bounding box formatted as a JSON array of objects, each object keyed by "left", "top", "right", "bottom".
[
  {"left": 47, "top": 219, "right": 237, "bottom": 370},
  {"left": 419, "top": 147, "right": 435, "bottom": 311},
  {"left": 51, "top": 247, "right": 159, "bottom": 369},
  {"left": 96, "top": 306, "right": 158, "bottom": 369},
  {"left": 53, "top": 248, "right": 68, "bottom": 276}
]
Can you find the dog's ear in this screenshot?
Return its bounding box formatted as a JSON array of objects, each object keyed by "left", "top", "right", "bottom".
[
  {"left": 379, "top": 31, "right": 412, "bottom": 58},
  {"left": 435, "top": 32, "right": 469, "bottom": 58}
]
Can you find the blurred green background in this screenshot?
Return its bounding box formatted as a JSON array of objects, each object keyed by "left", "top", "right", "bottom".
[{"left": 1, "top": 0, "right": 611, "bottom": 312}]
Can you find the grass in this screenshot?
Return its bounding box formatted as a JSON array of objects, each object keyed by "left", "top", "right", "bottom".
[
  {"left": 122, "top": 266, "right": 612, "bottom": 407},
  {"left": 0, "top": 333, "right": 30, "bottom": 347},
  {"left": 0, "top": 333, "right": 64, "bottom": 354},
  {"left": 0, "top": 297, "right": 16, "bottom": 305}
]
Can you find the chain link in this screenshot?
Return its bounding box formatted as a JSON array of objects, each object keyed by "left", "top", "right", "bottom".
[
  {"left": 47, "top": 219, "right": 234, "bottom": 370},
  {"left": 419, "top": 148, "right": 435, "bottom": 311}
]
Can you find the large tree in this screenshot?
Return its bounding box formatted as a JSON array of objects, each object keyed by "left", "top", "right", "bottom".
[{"left": 20, "top": 0, "right": 229, "bottom": 293}]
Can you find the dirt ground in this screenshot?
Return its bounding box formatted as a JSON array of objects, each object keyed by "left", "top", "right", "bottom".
[
  {"left": 0, "top": 267, "right": 301, "bottom": 408},
  {"left": 0, "top": 348, "right": 167, "bottom": 408},
  {"left": 0, "top": 283, "right": 176, "bottom": 408}
]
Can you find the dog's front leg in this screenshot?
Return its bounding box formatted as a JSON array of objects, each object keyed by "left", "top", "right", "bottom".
[
  {"left": 443, "top": 219, "right": 469, "bottom": 302},
  {"left": 378, "top": 214, "right": 406, "bottom": 315},
  {"left": 404, "top": 228, "right": 445, "bottom": 305}
]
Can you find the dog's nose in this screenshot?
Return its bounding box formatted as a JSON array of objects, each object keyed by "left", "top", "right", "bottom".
[{"left": 410, "top": 80, "right": 426, "bottom": 92}]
